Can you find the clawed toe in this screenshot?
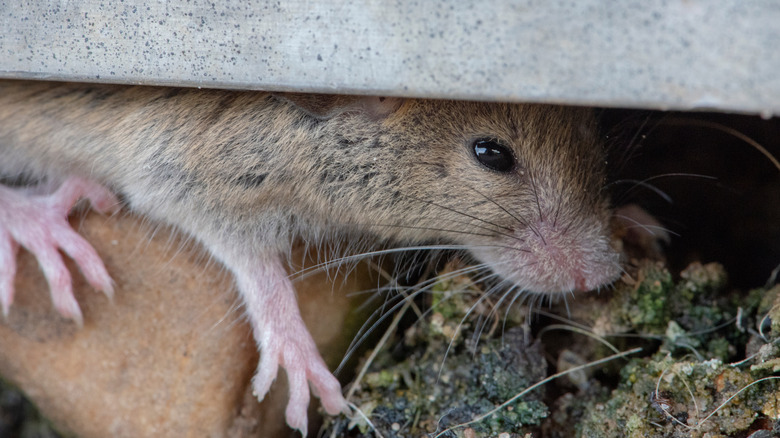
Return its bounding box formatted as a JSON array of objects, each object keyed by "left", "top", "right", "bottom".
[
  {"left": 251, "top": 341, "right": 348, "bottom": 436},
  {"left": 229, "top": 253, "right": 349, "bottom": 436},
  {"left": 0, "top": 177, "right": 117, "bottom": 323}
]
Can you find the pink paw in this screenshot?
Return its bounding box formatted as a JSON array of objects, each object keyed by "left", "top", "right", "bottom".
[
  {"left": 252, "top": 329, "right": 349, "bottom": 436},
  {"left": 0, "top": 177, "right": 118, "bottom": 325},
  {"left": 233, "top": 256, "right": 350, "bottom": 436}
]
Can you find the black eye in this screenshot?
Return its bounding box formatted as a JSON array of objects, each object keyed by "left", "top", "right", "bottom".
[{"left": 472, "top": 139, "right": 515, "bottom": 172}]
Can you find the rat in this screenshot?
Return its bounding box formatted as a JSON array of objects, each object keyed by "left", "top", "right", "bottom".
[{"left": 0, "top": 80, "right": 621, "bottom": 435}]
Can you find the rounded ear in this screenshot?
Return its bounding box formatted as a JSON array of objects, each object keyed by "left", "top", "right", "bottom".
[
  {"left": 274, "top": 93, "right": 404, "bottom": 121},
  {"left": 358, "top": 96, "right": 405, "bottom": 120}
]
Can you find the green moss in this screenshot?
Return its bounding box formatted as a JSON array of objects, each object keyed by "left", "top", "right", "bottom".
[
  {"left": 706, "top": 337, "right": 732, "bottom": 362},
  {"left": 573, "top": 262, "right": 780, "bottom": 437},
  {"left": 323, "top": 259, "right": 780, "bottom": 437},
  {"left": 580, "top": 355, "right": 780, "bottom": 437},
  {"left": 759, "top": 285, "right": 780, "bottom": 335},
  {"left": 336, "top": 324, "right": 551, "bottom": 436},
  {"left": 621, "top": 262, "right": 675, "bottom": 331},
  {"left": 324, "top": 265, "right": 549, "bottom": 437}
]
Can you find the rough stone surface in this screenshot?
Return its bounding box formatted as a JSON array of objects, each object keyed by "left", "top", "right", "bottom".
[
  {"left": 0, "top": 210, "right": 363, "bottom": 438},
  {"left": 1, "top": 0, "right": 778, "bottom": 115}
]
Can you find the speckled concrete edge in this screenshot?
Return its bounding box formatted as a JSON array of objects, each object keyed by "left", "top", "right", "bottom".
[{"left": 1, "top": 0, "right": 778, "bottom": 115}]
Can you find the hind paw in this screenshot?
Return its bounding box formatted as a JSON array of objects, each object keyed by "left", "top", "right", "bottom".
[
  {"left": 252, "top": 325, "right": 349, "bottom": 436},
  {"left": 232, "top": 255, "right": 349, "bottom": 436}
]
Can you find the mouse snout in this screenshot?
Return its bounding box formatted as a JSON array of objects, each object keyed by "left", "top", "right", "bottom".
[
  {"left": 528, "top": 220, "right": 620, "bottom": 292},
  {"left": 471, "top": 216, "right": 621, "bottom": 294}
]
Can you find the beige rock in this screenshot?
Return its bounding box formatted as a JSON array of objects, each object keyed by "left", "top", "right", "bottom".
[{"left": 0, "top": 211, "right": 371, "bottom": 438}]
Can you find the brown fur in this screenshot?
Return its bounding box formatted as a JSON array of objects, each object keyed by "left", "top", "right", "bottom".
[{"left": 0, "top": 79, "right": 619, "bottom": 292}]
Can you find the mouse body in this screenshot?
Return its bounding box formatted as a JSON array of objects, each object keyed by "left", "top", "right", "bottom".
[{"left": 0, "top": 80, "right": 621, "bottom": 435}]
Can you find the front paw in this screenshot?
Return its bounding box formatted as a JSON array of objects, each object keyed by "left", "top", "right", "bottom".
[{"left": 0, "top": 177, "right": 118, "bottom": 325}]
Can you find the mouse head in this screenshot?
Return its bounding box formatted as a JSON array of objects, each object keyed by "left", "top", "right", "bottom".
[{"left": 280, "top": 94, "right": 622, "bottom": 295}]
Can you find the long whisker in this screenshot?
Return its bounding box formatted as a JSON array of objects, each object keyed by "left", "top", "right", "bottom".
[
  {"left": 436, "top": 260, "right": 534, "bottom": 382},
  {"left": 660, "top": 118, "right": 780, "bottom": 171},
  {"left": 289, "top": 245, "right": 468, "bottom": 281},
  {"left": 561, "top": 292, "right": 572, "bottom": 319},
  {"left": 621, "top": 114, "right": 651, "bottom": 160},
  {"left": 335, "top": 292, "right": 410, "bottom": 375},
  {"left": 464, "top": 185, "right": 541, "bottom": 239},
  {"left": 437, "top": 285, "right": 500, "bottom": 382},
  {"left": 401, "top": 193, "right": 515, "bottom": 233},
  {"left": 343, "top": 263, "right": 491, "bottom": 352},
  {"left": 357, "top": 222, "right": 496, "bottom": 238},
  {"left": 532, "top": 308, "right": 592, "bottom": 331},
  {"left": 528, "top": 169, "right": 542, "bottom": 220},
  {"left": 290, "top": 243, "right": 530, "bottom": 282},
  {"left": 614, "top": 113, "right": 654, "bottom": 173},
  {"left": 501, "top": 285, "right": 529, "bottom": 336},
  {"left": 606, "top": 179, "right": 674, "bottom": 204},
  {"left": 612, "top": 173, "right": 717, "bottom": 204},
  {"left": 354, "top": 220, "right": 528, "bottom": 246},
  {"left": 337, "top": 263, "right": 497, "bottom": 374},
  {"left": 471, "top": 282, "right": 519, "bottom": 351},
  {"left": 423, "top": 268, "right": 506, "bottom": 355},
  {"left": 614, "top": 213, "right": 679, "bottom": 238},
  {"left": 526, "top": 170, "right": 547, "bottom": 245}
]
